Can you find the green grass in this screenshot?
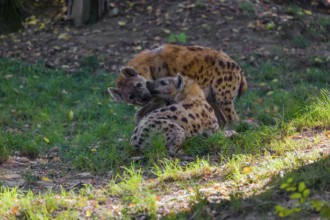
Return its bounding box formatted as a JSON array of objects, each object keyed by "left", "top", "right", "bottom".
[
  {"left": 0, "top": 58, "right": 136, "bottom": 172},
  {"left": 0, "top": 57, "right": 329, "bottom": 219},
  {"left": 239, "top": 1, "right": 255, "bottom": 14}
]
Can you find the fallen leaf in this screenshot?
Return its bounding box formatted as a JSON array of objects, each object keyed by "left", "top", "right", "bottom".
[
  {"left": 242, "top": 166, "right": 252, "bottom": 174},
  {"left": 27, "top": 16, "right": 38, "bottom": 25},
  {"left": 5, "top": 74, "right": 13, "bottom": 80},
  {"left": 163, "top": 28, "right": 171, "bottom": 34},
  {"left": 118, "top": 21, "right": 126, "bottom": 26},
  {"left": 11, "top": 206, "right": 20, "bottom": 216},
  {"left": 69, "top": 110, "right": 74, "bottom": 120},
  {"left": 86, "top": 210, "right": 92, "bottom": 217},
  {"left": 325, "top": 131, "right": 330, "bottom": 138},
  {"left": 58, "top": 33, "right": 71, "bottom": 40},
  {"left": 39, "top": 23, "right": 46, "bottom": 29},
  {"left": 41, "top": 176, "right": 51, "bottom": 182},
  {"left": 44, "top": 137, "right": 50, "bottom": 144},
  {"left": 304, "top": 10, "right": 312, "bottom": 15}
]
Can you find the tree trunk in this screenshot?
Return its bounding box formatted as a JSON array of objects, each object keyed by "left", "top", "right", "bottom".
[
  {"left": 0, "top": 0, "right": 27, "bottom": 34},
  {"left": 67, "top": 0, "right": 109, "bottom": 27}
]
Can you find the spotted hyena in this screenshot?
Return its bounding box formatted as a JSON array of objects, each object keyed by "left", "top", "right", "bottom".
[
  {"left": 130, "top": 74, "right": 219, "bottom": 154},
  {"left": 108, "top": 44, "right": 247, "bottom": 128}
]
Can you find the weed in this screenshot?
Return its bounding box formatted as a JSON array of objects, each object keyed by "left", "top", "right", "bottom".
[
  {"left": 239, "top": 1, "right": 255, "bottom": 14},
  {"left": 292, "top": 36, "right": 310, "bottom": 48},
  {"left": 195, "top": 0, "right": 206, "bottom": 8},
  {"left": 293, "top": 89, "right": 330, "bottom": 130},
  {"left": 23, "top": 172, "right": 39, "bottom": 184},
  {"left": 168, "top": 32, "right": 187, "bottom": 43},
  {"left": 0, "top": 140, "right": 10, "bottom": 164},
  {"left": 146, "top": 134, "right": 168, "bottom": 165},
  {"left": 286, "top": 4, "right": 305, "bottom": 19},
  {"left": 80, "top": 55, "right": 100, "bottom": 72},
  {"left": 275, "top": 178, "right": 330, "bottom": 219},
  {"left": 153, "top": 159, "right": 183, "bottom": 181}
]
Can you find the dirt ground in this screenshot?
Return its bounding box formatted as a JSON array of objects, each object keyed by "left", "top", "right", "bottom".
[{"left": 1, "top": 0, "right": 329, "bottom": 74}]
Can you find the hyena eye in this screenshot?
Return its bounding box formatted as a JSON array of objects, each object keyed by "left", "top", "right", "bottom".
[
  {"left": 129, "top": 94, "right": 135, "bottom": 100},
  {"left": 136, "top": 83, "right": 142, "bottom": 88},
  {"left": 160, "top": 81, "right": 167, "bottom": 86}
]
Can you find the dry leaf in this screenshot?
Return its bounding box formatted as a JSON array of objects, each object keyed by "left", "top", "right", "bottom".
[
  {"left": 325, "top": 131, "right": 330, "bottom": 138},
  {"left": 41, "top": 176, "right": 51, "bottom": 182},
  {"left": 11, "top": 206, "right": 20, "bottom": 216},
  {"left": 242, "top": 166, "right": 252, "bottom": 174},
  {"left": 44, "top": 137, "right": 50, "bottom": 144},
  {"left": 304, "top": 10, "right": 312, "bottom": 15},
  {"left": 85, "top": 210, "right": 92, "bottom": 217},
  {"left": 118, "top": 21, "right": 126, "bottom": 26},
  {"left": 58, "top": 33, "right": 71, "bottom": 40}
]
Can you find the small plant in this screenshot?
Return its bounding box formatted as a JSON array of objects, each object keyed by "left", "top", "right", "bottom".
[
  {"left": 168, "top": 32, "right": 187, "bottom": 43},
  {"left": 80, "top": 55, "right": 100, "bottom": 70},
  {"left": 195, "top": 0, "right": 206, "bottom": 8},
  {"left": 275, "top": 178, "right": 330, "bottom": 218},
  {"left": 23, "top": 172, "right": 39, "bottom": 185},
  {"left": 292, "top": 36, "right": 310, "bottom": 48},
  {"left": 286, "top": 4, "right": 305, "bottom": 19},
  {"left": 0, "top": 144, "right": 10, "bottom": 164},
  {"left": 294, "top": 89, "right": 330, "bottom": 130},
  {"left": 146, "top": 134, "right": 167, "bottom": 165},
  {"left": 239, "top": 1, "right": 255, "bottom": 14}
]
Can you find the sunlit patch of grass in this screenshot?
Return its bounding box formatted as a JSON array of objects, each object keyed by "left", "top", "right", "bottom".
[
  {"left": 108, "top": 164, "right": 157, "bottom": 218},
  {"left": 293, "top": 89, "right": 330, "bottom": 131},
  {"left": 153, "top": 158, "right": 213, "bottom": 182},
  {"left": 109, "top": 164, "right": 143, "bottom": 196},
  {"left": 0, "top": 187, "right": 83, "bottom": 219}
]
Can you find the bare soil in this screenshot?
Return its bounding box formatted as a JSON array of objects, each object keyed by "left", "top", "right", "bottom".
[{"left": 1, "top": 0, "right": 329, "bottom": 73}]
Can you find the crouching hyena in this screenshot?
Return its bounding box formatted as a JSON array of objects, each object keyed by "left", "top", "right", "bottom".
[{"left": 131, "top": 74, "right": 219, "bottom": 154}]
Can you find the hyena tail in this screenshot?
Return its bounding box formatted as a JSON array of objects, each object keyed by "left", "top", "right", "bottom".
[{"left": 237, "top": 71, "right": 248, "bottom": 99}]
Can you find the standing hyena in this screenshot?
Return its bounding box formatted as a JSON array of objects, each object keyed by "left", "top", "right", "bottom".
[
  {"left": 131, "top": 74, "right": 219, "bottom": 154},
  {"left": 108, "top": 44, "right": 247, "bottom": 128}
]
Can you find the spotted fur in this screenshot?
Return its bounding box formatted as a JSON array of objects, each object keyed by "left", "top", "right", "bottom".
[
  {"left": 108, "top": 44, "right": 247, "bottom": 128},
  {"left": 131, "top": 75, "right": 219, "bottom": 153}
]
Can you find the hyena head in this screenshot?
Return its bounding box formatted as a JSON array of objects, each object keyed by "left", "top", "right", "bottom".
[
  {"left": 147, "top": 74, "right": 205, "bottom": 102},
  {"left": 146, "top": 74, "right": 185, "bottom": 102},
  {"left": 108, "top": 67, "right": 151, "bottom": 105}
]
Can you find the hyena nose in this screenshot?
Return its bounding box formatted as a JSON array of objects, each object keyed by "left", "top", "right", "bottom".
[{"left": 142, "top": 93, "right": 150, "bottom": 102}]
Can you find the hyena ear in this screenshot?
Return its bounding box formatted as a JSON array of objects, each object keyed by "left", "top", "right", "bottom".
[
  {"left": 175, "top": 74, "right": 185, "bottom": 92},
  {"left": 120, "top": 67, "right": 138, "bottom": 78},
  {"left": 108, "top": 87, "right": 125, "bottom": 102}
]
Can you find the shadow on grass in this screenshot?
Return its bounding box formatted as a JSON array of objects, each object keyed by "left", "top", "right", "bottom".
[{"left": 164, "top": 155, "right": 330, "bottom": 220}]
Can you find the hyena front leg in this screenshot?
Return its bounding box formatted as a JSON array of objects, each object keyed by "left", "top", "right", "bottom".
[{"left": 135, "top": 98, "right": 168, "bottom": 123}]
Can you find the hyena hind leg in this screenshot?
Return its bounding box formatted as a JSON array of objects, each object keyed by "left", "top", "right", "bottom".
[{"left": 210, "top": 102, "right": 228, "bottom": 130}]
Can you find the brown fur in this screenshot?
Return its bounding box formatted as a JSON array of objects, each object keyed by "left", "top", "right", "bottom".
[{"left": 109, "top": 44, "right": 247, "bottom": 127}]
